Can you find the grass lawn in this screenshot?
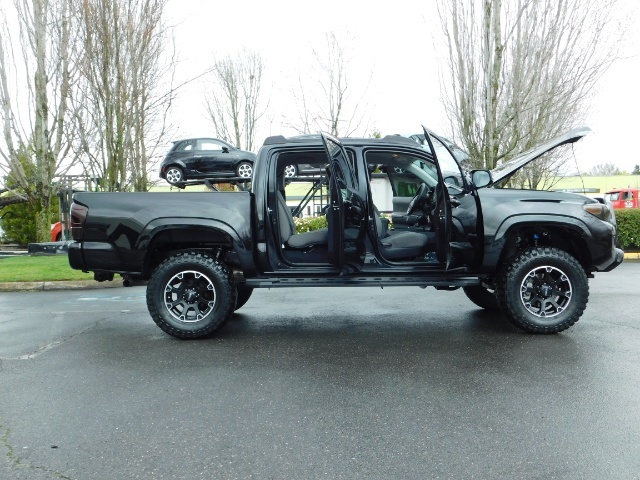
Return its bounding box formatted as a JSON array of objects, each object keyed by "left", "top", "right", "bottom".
[{"left": 0, "top": 255, "right": 94, "bottom": 282}]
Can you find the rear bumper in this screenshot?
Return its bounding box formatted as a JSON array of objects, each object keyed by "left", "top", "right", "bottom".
[{"left": 68, "top": 242, "right": 84, "bottom": 270}]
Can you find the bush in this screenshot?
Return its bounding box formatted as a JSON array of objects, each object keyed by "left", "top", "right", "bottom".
[
  {"left": 615, "top": 209, "right": 640, "bottom": 250},
  {"left": 293, "top": 215, "right": 328, "bottom": 233},
  {"left": 1, "top": 198, "right": 59, "bottom": 245}
]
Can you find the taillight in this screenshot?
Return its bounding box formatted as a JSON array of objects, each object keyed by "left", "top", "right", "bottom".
[{"left": 70, "top": 202, "right": 88, "bottom": 240}]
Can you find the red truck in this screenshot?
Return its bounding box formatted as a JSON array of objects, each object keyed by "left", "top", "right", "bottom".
[{"left": 605, "top": 188, "right": 639, "bottom": 209}]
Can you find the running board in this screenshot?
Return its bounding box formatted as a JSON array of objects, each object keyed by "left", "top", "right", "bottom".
[{"left": 245, "top": 275, "right": 481, "bottom": 288}]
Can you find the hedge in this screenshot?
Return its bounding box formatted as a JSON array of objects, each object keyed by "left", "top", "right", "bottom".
[
  {"left": 292, "top": 213, "right": 394, "bottom": 234},
  {"left": 615, "top": 209, "right": 640, "bottom": 250},
  {"left": 294, "top": 215, "right": 328, "bottom": 233}
]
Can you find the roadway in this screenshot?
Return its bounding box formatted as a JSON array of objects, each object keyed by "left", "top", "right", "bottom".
[{"left": 0, "top": 263, "right": 639, "bottom": 479}]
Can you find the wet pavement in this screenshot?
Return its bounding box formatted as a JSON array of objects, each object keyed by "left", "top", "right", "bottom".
[{"left": 0, "top": 263, "right": 639, "bottom": 479}]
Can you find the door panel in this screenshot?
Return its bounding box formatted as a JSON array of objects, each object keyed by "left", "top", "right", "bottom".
[
  {"left": 422, "top": 127, "right": 452, "bottom": 268},
  {"left": 320, "top": 133, "right": 363, "bottom": 269}
]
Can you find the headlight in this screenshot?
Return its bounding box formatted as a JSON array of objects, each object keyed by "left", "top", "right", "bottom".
[{"left": 583, "top": 203, "right": 612, "bottom": 222}]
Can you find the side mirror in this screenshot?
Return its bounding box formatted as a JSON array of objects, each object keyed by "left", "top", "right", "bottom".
[
  {"left": 222, "top": 147, "right": 229, "bottom": 153},
  {"left": 471, "top": 170, "right": 492, "bottom": 188},
  {"left": 443, "top": 175, "right": 460, "bottom": 187}
]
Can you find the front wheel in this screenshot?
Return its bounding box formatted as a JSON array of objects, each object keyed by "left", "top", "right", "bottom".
[
  {"left": 496, "top": 247, "right": 588, "bottom": 334},
  {"left": 146, "top": 251, "right": 237, "bottom": 339},
  {"left": 284, "top": 165, "right": 297, "bottom": 177}
]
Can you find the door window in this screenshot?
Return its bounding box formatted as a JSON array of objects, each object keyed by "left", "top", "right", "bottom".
[{"left": 197, "top": 139, "right": 226, "bottom": 151}]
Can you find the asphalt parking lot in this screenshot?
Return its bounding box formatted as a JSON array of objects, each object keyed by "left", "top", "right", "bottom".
[{"left": 1, "top": 263, "right": 639, "bottom": 479}]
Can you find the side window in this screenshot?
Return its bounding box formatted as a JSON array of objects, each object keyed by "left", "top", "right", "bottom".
[
  {"left": 609, "top": 192, "right": 620, "bottom": 201},
  {"left": 176, "top": 140, "right": 194, "bottom": 151},
  {"left": 622, "top": 191, "right": 632, "bottom": 201},
  {"left": 197, "top": 140, "right": 224, "bottom": 151},
  {"left": 365, "top": 151, "right": 438, "bottom": 215}
]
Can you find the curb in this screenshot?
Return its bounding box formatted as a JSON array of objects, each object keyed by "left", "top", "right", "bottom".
[{"left": 0, "top": 280, "right": 125, "bottom": 292}]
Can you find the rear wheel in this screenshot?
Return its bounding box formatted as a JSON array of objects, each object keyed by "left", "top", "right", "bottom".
[
  {"left": 463, "top": 285, "right": 499, "bottom": 311},
  {"left": 146, "top": 251, "right": 237, "bottom": 339},
  {"left": 236, "top": 161, "right": 253, "bottom": 178},
  {"left": 496, "top": 247, "right": 588, "bottom": 333},
  {"left": 165, "top": 166, "right": 184, "bottom": 184}
]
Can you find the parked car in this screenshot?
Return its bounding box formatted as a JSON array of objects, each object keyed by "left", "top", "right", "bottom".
[
  {"left": 159, "top": 138, "right": 257, "bottom": 184},
  {"left": 283, "top": 162, "right": 325, "bottom": 177}
]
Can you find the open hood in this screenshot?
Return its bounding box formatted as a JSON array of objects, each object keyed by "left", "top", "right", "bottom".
[{"left": 487, "top": 126, "right": 591, "bottom": 186}]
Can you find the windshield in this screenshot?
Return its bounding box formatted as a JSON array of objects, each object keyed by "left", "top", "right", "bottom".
[{"left": 404, "top": 133, "right": 470, "bottom": 173}]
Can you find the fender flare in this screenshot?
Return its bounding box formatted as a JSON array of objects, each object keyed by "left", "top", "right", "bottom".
[
  {"left": 483, "top": 214, "right": 591, "bottom": 269},
  {"left": 138, "top": 217, "right": 254, "bottom": 274}
]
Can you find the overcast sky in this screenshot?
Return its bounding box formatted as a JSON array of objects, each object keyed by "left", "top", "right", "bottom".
[{"left": 165, "top": 0, "right": 640, "bottom": 172}]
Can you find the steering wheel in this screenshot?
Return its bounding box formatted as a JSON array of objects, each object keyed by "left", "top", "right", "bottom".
[{"left": 406, "top": 183, "right": 429, "bottom": 215}]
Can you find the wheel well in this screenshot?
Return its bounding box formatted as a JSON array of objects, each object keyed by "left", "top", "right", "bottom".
[
  {"left": 143, "top": 228, "right": 233, "bottom": 276},
  {"left": 497, "top": 225, "right": 591, "bottom": 272}
]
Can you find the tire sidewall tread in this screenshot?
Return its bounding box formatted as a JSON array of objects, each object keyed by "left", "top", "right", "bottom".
[
  {"left": 146, "top": 251, "right": 237, "bottom": 339},
  {"left": 496, "top": 247, "right": 588, "bottom": 334}
]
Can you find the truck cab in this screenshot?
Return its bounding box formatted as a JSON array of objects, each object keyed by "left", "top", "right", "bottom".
[{"left": 605, "top": 188, "right": 639, "bottom": 209}]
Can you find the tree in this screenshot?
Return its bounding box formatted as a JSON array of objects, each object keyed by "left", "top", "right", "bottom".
[
  {"left": 205, "top": 50, "right": 265, "bottom": 152},
  {"left": 588, "top": 162, "right": 622, "bottom": 176},
  {"left": 76, "top": 0, "right": 174, "bottom": 192},
  {"left": 289, "top": 32, "right": 372, "bottom": 137},
  {"left": 632, "top": 164, "right": 640, "bottom": 175},
  {"left": 0, "top": 0, "right": 80, "bottom": 241},
  {"left": 437, "top": 0, "right": 622, "bottom": 189}
]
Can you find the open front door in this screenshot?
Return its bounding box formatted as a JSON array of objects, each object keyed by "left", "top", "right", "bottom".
[
  {"left": 422, "top": 127, "right": 452, "bottom": 268},
  {"left": 320, "top": 133, "right": 359, "bottom": 268}
]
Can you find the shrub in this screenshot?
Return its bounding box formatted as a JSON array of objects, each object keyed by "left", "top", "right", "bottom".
[
  {"left": 1, "top": 198, "right": 59, "bottom": 245},
  {"left": 615, "top": 209, "right": 640, "bottom": 250},
  {"left": 293, "top": 215, "right": 328, "bottom": 233}
]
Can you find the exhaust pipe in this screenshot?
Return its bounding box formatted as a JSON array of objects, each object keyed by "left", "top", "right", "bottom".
[{"left": 122, "top": 276, "right": 148, "bottom": 287}]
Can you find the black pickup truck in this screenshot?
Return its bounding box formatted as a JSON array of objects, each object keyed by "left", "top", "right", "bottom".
[{"left": 68, "top": 127, "right": 623, "bottom": 338}]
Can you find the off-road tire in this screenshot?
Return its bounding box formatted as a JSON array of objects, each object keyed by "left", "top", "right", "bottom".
[
  {"left": 496, "top": 247, "right": 588, "bottom": 334},
  {"left": 463, "top": 285, "right": 499, "bottom": 311},
  {"left": 234, "top": 284, "right": 254, "bottom": 311},
  {"left": 146, "top": 251, "right": 237, "bottom": 339}
]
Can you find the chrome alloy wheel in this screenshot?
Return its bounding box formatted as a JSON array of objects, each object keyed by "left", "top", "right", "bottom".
[
  {"left": 163, "top": 270, "right": 216, "bottom": 323},
  {"left": 520, "top": 265, "right": 572, "bottom": 318},
  {"left": 284, "top": 165, "right": 297, "bottom": 177},
  {"left": 237, "top": 163, "right": 253, "bottom": 178},
  {"left": 165, "top": 167, "right": 183, "bottom": 183}
]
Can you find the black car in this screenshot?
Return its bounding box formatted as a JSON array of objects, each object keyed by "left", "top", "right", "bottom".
[{"left": 159, "top": 138, "right": 257, "bottom": 184}]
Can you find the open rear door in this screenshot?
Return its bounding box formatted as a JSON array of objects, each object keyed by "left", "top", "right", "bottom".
[
  {"left": 320, "top": 133, "right": 358, "bottom": 268},
  {"left": 422, "top": 127, "right": 452, "bottom": 268}
]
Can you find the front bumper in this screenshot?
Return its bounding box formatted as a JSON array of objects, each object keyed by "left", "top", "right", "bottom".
[{"left": 596, "top": 247, "right": 624, "bottom": 272}]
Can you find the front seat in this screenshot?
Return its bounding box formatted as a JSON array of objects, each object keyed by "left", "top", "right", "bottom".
[
  {"left": 277, "top": 191, "right": 328, "bottom": 248},
  {"left": 373, "top": 206, "right": 431, "bottom": 260}
]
